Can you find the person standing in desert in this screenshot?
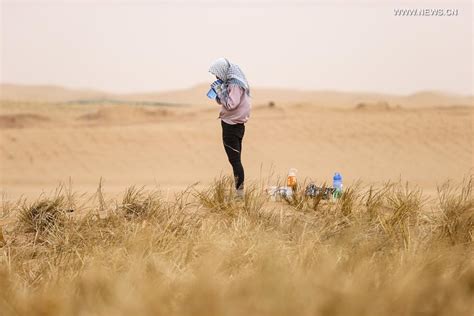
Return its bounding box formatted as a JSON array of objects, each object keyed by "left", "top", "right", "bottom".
[{"left": 208, "top": 58, "right": 251, "bottom": 198}]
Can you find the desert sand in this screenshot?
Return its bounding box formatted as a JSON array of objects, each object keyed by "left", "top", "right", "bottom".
[
  {"left": 0, "top": 84, "right": 472, "bottom": 200},
  {"left": 1, "top": 84, "right": 473, "bottom": 316}
]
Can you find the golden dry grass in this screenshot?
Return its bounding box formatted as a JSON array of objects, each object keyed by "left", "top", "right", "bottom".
[{"left": 0, "top": 175, "right": 473, "bottom": 316}]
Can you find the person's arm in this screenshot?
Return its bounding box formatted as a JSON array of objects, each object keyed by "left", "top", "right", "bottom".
[{"left": 217, "top": 84, "right": 244, "bottom": 110}]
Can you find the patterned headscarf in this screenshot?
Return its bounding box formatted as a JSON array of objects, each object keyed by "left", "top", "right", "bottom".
[{"left": 209, "top": 58, "right": 250, "bottom": 94}]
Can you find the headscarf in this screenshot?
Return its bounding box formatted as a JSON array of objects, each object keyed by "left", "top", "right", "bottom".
[{"left": 209, "top": 58, "right": 250, "bottom": 95}]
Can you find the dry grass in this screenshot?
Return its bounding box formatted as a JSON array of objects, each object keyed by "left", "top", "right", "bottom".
[
  {"left": 0, "top": 175, "right": 473, "bottom": 316},
  {"left": 436, "top": 177, "right": 474, "bottom": 245}
]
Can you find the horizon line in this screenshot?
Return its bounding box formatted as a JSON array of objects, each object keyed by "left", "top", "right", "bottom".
[{"left": 1, "top": 82, "right": 473, "bottom": 98}]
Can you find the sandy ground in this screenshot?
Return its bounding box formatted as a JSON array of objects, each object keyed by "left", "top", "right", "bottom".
[{"left": 0, "top": 85, "right": 472, "bottom": 202}]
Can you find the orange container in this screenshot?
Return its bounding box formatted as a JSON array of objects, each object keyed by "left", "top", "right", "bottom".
[{"left": 287, "top": 168, "right": 298, "bottom": 190}]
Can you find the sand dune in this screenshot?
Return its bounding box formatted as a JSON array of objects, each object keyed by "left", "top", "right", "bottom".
[
  {"left": 0, "top": 83, "right": 107, "bottom": 103},
  {"left": 77, "top": 105, "right": 173, "bottom": 124},
  {"left": 0, "top": 95, "right": 472, "bottom": 199},
  {"left": 1, "top": 83, "right": 472, "bottom": 108},
  {"left": 355, "top": 101, "right": 400, "bottom": 111},
  {"left": 0, "top": 113, "right": 50, "bottom": 129}
]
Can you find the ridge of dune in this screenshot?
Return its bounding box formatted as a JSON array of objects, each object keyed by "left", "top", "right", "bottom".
[
  {"left": 1, "top": 83, "right": 472, "bottom": 108},
  {"left": 404, "top": 90, "right": 474, "bottom": 107},
  {"left": 77, "top": 105, "right": 172, "bottom": 123},
  {"left": 0, "top": 83, "right": 110, "bottom": 103},
  {"left": 0, "top": 113, "right": 50, "bottom": 129}
]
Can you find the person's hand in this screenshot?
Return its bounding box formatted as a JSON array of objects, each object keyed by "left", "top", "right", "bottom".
[
  {"left": 216, "top": 85, "right": 225, "bottom": 96},
  {"left": 211, "top": 80, "right": 224, "bottom": 94}
]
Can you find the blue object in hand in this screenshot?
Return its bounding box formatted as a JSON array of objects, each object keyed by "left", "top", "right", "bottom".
[
  {"left": 207, "top": 88, "right": 217, "bottom": 99},
  {"left": 207, "top": 79, "right": 223, "bottom": 100}
]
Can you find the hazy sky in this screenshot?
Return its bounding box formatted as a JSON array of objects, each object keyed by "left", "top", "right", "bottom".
[{"left": 1, "top": 0, "right": 473, "bottom": 94}]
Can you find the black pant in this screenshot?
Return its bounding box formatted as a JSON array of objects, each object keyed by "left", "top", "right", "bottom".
[{"left": 221, "top": 120, "right": 245, "bottom": 190}]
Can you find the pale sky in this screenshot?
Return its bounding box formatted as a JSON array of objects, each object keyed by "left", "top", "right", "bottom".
[{"left": 1, "top": 0, "right": 473, "bottom": 94}]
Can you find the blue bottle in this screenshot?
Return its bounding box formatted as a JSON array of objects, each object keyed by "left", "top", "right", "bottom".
[
  {"left": 333, "top": 172, "right": 343, "bottom": 199},
  {"left": 206, "top": 79, "right": 223, "bottom": 100}
]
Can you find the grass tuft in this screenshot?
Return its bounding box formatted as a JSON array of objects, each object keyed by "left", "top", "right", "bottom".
[
  {"left": 195, "top": 176, "right": 239, "bottom": 215},
  {"left": 437, "top": 176, "right": 474, "bottom": 245},
  {"left": 18, "top": 195, "right": 66, "bottom": 235},
  {"left": 119, "top": 186, "right": 162, "bottom": 219}
]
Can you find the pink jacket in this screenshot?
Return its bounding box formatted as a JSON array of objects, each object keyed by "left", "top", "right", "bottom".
[{"left": 216, "top": 84, "right": 251, "bottom": 125}]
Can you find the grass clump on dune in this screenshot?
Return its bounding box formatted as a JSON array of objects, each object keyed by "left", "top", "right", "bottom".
[
  {"left": 436, "top": 177, "right": 474, "bottom": 245},
  {"left": 18, "top": 195, "right": 67, "bottom": 235},
  {"left": 119, "top": 186, "right": 162, "bottom": 219}
]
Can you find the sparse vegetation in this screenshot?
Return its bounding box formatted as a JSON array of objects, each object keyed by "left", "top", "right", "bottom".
[{"left": 0, "top": 175, "right": 473, "bottom": 316}]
